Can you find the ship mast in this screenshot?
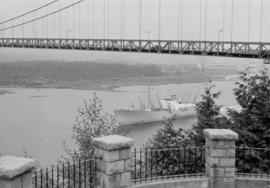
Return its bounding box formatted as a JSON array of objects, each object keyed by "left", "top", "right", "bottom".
[
  {"left": 147, "top": 86, "right": 155, "bottom": 110},
  {"left": 138, "top": 96, "right": 145, "bottom": 110}
]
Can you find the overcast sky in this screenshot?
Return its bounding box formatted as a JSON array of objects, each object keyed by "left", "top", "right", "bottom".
[{"left": 0, "top": 0, "right": 270, "bottom": 42}]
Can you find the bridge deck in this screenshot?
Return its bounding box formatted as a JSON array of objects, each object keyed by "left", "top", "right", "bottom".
[{"left": 1, "top": 38, "right": 270, "bottom": 59}]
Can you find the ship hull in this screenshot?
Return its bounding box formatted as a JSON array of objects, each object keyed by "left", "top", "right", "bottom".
[{"left": 114, "top": 107, "right": 196, "bottom": 124}]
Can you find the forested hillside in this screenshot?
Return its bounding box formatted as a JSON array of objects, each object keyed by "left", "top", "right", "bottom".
[{"left": 0, "top": 61, "right": 162, "bottom": 87}]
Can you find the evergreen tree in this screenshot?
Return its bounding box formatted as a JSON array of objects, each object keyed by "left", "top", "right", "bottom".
[
  {"left": 188, "top": 82, "right": 229, "bottom": 145},
  {"left": 145, "top": 116, "right": 200, "bottom": 177},
  {"left": 148, "top": 116, "right": 188, "bottom": 149},
  {"left": 228, "top": 68, "right": 270, "bottom": 148}
]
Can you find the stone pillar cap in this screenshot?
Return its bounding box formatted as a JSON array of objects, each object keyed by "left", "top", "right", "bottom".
[
  {"left": 93, "top": 135, "right": 134, "bottom": 150},
  {"left": 0, "top": 156, "right": 37, "bottom": 179},
  {"left": 204, "top": 129, "right": 238, "bottom": 140}
]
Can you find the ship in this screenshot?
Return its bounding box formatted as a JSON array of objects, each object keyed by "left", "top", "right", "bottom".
[{"left": 114, "top": 88, "right": 197, "bottom": 124}]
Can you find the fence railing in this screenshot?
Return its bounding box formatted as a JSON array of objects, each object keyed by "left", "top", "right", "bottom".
[
  {"left": 236, "top": 146, "right": 270, "bottom": 178},
  {"left": 131, "top": 146, "right": 206, "bottom": 184},
  {"left": 32, "top": 156, "right": 97, "bottom": 188}
]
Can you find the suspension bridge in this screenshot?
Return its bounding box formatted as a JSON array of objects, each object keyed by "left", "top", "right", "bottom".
[{"left": 0, "top": 0, "right": 270, "bottom": 60}]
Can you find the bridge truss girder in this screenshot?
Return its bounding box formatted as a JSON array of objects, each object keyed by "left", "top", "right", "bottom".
[{"left": 1, "top": 38, "right": 270, "bottom": 59}]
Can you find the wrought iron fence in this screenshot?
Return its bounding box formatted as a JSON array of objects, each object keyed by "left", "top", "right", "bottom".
[
  {"left": 236, "top": 146, "right": 270, "bottom": 178},
  {"left": 32, "top": 156, "right": 97, "bottom": 188},
  {"left": 131, "top": 146, "right": 206, "bottom": 184}
]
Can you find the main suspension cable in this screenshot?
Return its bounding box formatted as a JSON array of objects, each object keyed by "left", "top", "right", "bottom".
[
  {"left": 0, "top": 0, "right": 85, "bottom": 32},
  {"left": 0, "top": 0, "right": 59, "bottom": 25}
]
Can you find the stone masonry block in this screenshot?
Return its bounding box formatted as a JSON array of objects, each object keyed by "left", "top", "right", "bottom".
[
  {"left": 208, "top": 167, "right": 225, "bottom": 178},
  {"left": 212, "top": 140, "right": 226, "bottom": 149},
  {"left": 224, "top": 167, "right": 235, "bottom": 177},
  {"left": 99, "top": 160, "right": 125, "bottom": 175},
  {"left": 212, "top": 140, "right": 236, "bottom": 149},
  {"left": 93, "top": 135, "right": 134, "bottom": 151},
  {"left": 97, "top": 148, "right": 130, "bottom": 162},
  {"left": 103, "top": 150, "right": 120, "bottom": 162},
  {"left": 124, "top": 159, "right": 131, "bottom": 171},
  {"left": 120, "top": 172, "right": 131, "bottom": 187},
  {"left": 219, "top": 158, "right": 235, "bottom": 167},
  {"left": 0, "top": 171, "right": 33, "bottom": 188},
  {"left": 210, "top": 148, "right": 235, "bottom": 158},
  {"left": 119, "top": 148, "right": 130, "bottom": 160},
  {"left": 205, "top": 156, "right": 218, "bottom": 166},
  {"left": 204, "top": 129, "right": 237, "bottom": 188},
  {"left": 0, "top": 156, "right": 36, "bottom": 179},
  {"left": 225, "top": 149, "right": 236, "bottom": 158},
  {"left": 99, "top": 172, "right": 131, "bottom": 188},
  {"left": 204, "top": 129, "right": 238, "bottom": 140},
  {"left": 99, "top": 172, "right": 121, "bottom": 188},
  {"left": 205, "top": 138, "right": 211, "bottom": 147},
  {"left": 210, "top": 149, "right": 226, "bottom": 157},
  {"left": 95, "top": 148, "right": 105, "bottom": 159}
]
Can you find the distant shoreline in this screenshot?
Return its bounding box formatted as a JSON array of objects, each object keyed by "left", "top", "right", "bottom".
[
  {"left": 0, "top": 60, "right": 238, "bottom": 92},
  {"left": 0, "top": 75, "right": 228, "bottom": 92}
]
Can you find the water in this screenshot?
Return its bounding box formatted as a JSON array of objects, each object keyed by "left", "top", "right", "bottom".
[{"left": 0, "top": 81, "right": 237, "bottom": 166}]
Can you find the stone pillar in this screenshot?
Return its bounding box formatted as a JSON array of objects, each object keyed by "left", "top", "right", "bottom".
[
  {"left": 93, "top": 135, "right": 134, "bottom": 188},
  {"left": 204, "top": 129, "right": 238, "bottom": 188},
  {"left": 0, "top": 156, "right": 36, "bottom": 188}
]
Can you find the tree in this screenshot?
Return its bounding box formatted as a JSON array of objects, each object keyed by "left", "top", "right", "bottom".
[
  {"left": 188, "top": 82, "right": 230, "bottom": 145},
  {"left": 226, "top": 68, "right": 270, "bottom": 174},
  {"left": 228, "top": 68, "right": 270, "bottom": 148},
  {"left": 140, "top": 116, "right": 204, "bottom": 177},
  {"left": 66, "top": 93, "right": 120, "bottom": 160},
  {"left": 148, "top": 116, "right": 188, "bottom": 149}
]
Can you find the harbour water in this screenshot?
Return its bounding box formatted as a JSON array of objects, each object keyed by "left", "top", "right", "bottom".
[{"left": 0, "top": 81, "right": 237, "bottom": 166}]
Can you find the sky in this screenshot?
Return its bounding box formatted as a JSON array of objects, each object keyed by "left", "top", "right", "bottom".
[{"left": 0, "top": 0, "right": 270, "bottom": 42}]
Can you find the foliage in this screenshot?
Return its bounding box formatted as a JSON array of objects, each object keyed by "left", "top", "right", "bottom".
[
  {"left": 135, "top": 116, "right": 204, "bottom": 178},
  {"left": 188, "top": 82, "right": 230, "bottom": 145},
  {"left": 228, "top": 68, "right": 270, "bottom": 174},
  {"left": 0, "top": 61, "right": 163, "bottom": 86},
  {"left": 147, "top": 82, "right": 229, "bottom": 148},
  {"left": 143, "top": 82, "right": 229, "bottom": 176},
  {"left": 146, "top": 68, "right": 270, "bottom": 175},
  {"left": 148, "top": 116, "right": 189, "bottom": 149},
  {"left": 66, "top": 93, "right": 120, "bottom": 160},
  {"left": 228, "top": 68, "right": 270, "bottom": 148}
]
